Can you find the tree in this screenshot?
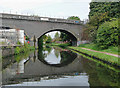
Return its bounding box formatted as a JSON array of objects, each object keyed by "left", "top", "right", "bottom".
[
  {"left": 67, "top": 16, "right": 80, "bottom": 20},
  {"left": 60, "top": 32, "right": 69, "bottom": 41},
  {"left": 89, "top": 2, "right": 119, "bottom": 18},
  {"left": 54, "top": 32, "right": 60, "bottom": 41},
  {"left": 42, "top": 35, "right": 48, "bottom": 43},
  {"left": 46, "top": 35, "right": 52, "bottom": 43},
  {"left": 87, "top": 12, "right": 110, "bottom": 42},
  {"left": 96, "top": 19, "right": 119, "bottom": 49},
  {"left": 54, "top": 32, "right": 59, "bottom": 38}
]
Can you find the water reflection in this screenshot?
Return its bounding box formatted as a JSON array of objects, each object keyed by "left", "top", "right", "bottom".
[
  {"left": 38, "top": 46, "right": 77, "bottom": 67},
  {"left": 2, "top": 46, "right": 120, "bottom": 87}
]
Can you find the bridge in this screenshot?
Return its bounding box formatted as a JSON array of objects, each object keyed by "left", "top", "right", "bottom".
[{"left": 0, "top": 13, "right": 84, "bottom": 46}]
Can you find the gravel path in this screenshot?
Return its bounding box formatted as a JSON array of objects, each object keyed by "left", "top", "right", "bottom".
[{"left": 81, "top": 48, "right": 120, "bottom": 58}]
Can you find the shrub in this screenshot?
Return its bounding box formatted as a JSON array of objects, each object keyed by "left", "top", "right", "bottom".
[
  {"left": 14, "top": 47, "right": 21, "bottom": 55},
  {"left": 96, "top": 19, "right": 119, "bottom": 49},
  {"left": 14, "top": 43, "right": 35, "bottom": 55}
]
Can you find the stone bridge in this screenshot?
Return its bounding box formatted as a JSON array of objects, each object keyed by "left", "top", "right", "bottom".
[{"left": 0, "top": 13, "right": 84, "bottom": 46}]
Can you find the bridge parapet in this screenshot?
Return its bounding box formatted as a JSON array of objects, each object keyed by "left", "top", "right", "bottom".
[{"left": 0, "top": 13, "right": 84, "bottom": 24}]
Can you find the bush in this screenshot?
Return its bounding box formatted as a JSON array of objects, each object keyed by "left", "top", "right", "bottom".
[
  {"left": 96, "top": 19, "right": 119, "bottom": 49},
  {"left": 14, "top": 43, "right": 35, "bottom": 55},
  {"left": 14, "top": 47, "right": 21, "bottom": 55}
]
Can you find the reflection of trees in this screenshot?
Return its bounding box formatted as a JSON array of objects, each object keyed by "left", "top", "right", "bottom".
[
  {"left": 54, "top": 48, "right": 60, "bottom": 58},
  {"left": 81, "top": 57, "right": 119, "bottom": 87},
  {"left": 38, "top": 46, "right": 77, "bottom": 67},
  {"left": 60, "top": 51, "right": 77, "bottom": 64},
  {"left": 38, "top": 47, "right": 45, "bottom": 60},
  {"left": 38, "top": 46, "right": 52, "bottom": 60},
  {"left": 44, "top": 46, "right": 52, "bottom": 55}
]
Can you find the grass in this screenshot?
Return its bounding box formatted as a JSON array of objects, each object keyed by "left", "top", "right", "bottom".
[
  {"left": 70, "top": 49, "right": 120, "bottom": 72},
  {"left": 49, "top": 43, "right": 70, "bottom": 47},
  {"left": 69, "top": 46, "right": 120, "bottom": 66},
  {"left": 78, "top": 43, "right": 119, "bottom": 55}
]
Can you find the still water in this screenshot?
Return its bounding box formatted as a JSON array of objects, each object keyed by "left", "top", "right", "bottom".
[{"left": 2, "top": 46, "right": 119, "bottom": 87}]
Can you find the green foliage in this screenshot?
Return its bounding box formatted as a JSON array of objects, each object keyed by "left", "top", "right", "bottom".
[
  {"left": 14, "top": 43, "right": 35, "bottom": 55},
  {"left": 38, "top": 36, "right": 44, "bottom": 48},
  {"left": 51, "top": 43, "right": 70, "bottom": 47},
  {"left": 88, "top": 12, "right": 110, "bottom": 42},
  {"left": 60, "top": 32, "right": 70, "bottom": 41},
  {"left": 42, "top": 35, "right": 48, "bottom": 43},
  {"left": 88, "top": 2, "right": 119, "bottom": 43},
  {"left": 89, "top": 2, "right": 120, "bottom": 18},
  {"left": 78, "top": 43, "right": 119, "bottom": 54},
  {"left": 54, "top": 32, "right": 60, "bottom": 41},
  {"left": 54, "top": 32, "right": 59, "bottom": 39},
  {"left": 14, "top": 47, "right": 21, "bottom": 55},
  {"left": 96, "top": 19, "right": 119, "bottom": 49},
  {"left": 17, "top": 41, "right": 22, "bottom": 45},
  {"left": 46, "top": 34, "right": 52, "bottom": 43},
  {"left": 70, "top": 47, "right": 119, "bottom": 66},
  {"left": 0, "top": 42, "right": 6, "bottom": 45},
  {"left": 67, "top": 16, "right": 80, "bottom": 20}
]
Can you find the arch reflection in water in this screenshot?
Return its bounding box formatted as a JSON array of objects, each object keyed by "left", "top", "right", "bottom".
[{"left": 38, "top": 46, "right": 77, "bottom": 67}]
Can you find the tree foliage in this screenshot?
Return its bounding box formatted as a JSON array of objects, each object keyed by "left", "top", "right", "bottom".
[
  {"left": 96, "top": 19, "right": 119, "bottom": 49},
  {"left": 60, "top": 32, "right": 70, "bottom": 41},
  {"left": 87, "top": 12, "right": 110, "bottom": 42},
  {"left": 88, "top": 1, "right": 119, "bottom": 43},
  {"left": 46, "top": 34, "right": 52, "bottom": 43},
  {"left": 54, "top": 32, "right": 61, "bottom": 41},
  {"left": 67, "top": 16, "right": 80, "bottom": 20},
  {"left": 89, "top": 2, "right": 120, "bottom": 18}
]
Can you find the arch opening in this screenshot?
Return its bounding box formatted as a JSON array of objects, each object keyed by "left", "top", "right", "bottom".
[{"left": 37, "top": 29, "right": 77, "bottom": 48}]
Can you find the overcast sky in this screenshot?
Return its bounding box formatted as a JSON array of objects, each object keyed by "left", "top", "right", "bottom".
[
  {"left": 0, "top": 0, "right": 91, "bottom": 20},
  {"left": 0, "top": 0, "right": 92, "bottom": 38}
]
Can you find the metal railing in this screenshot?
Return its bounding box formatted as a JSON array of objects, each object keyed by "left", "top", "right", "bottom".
[{"left": 0, "top": 13, "right": 84, "bottom": 24}]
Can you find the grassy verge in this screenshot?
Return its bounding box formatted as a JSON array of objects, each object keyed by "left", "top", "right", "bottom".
[
  {"left": 48, "top": 43, "right": 70, "bottom": 48},
  {"left": 69, "top": 47, "right": 120, "bottom": 67},
  {"left": 78, "top": 43, "right": 119, "bottom": 55},
  {"left": 70, "top": 49, "right": 120, "bottom": 72}
]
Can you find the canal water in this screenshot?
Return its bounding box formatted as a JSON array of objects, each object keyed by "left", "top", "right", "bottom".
[{"left": 2, "top": 46, "right": 119, "bottom": 87}]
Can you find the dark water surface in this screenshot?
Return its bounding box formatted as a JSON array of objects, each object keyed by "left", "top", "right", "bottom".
[{"left": 2, "top": 46, "right": 119, "bottom": 87}]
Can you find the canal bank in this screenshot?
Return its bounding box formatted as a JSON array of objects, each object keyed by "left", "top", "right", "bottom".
[
  {"left": 69, "top": 46, "right": 120, "bottom": 69},
  {"left": 44, "top": 43, "right": 120, "bottom": 69},
  {"left": 1, "top": 43, "right": 35, "bottom": 58},
  {"left": 2, "top": 46, "right": 119, "bottom": 87}
]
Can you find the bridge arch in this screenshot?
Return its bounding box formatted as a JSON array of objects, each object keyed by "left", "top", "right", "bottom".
[{"left": 37, "top": 29, "right": 78, "bottom": 46}]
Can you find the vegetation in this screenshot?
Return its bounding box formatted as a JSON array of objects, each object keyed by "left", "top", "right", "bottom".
[
  {"left": 69, "top": 2, "right": 120, "bottom": 67},
  {"left": 38, "top": 36, "right": 44, "bottom": 49},
  {"left": 89, "top": 2, "right": 119, "bottom": 18},
  {"left": 69, "top": 47, "right": 119, "bottom": 66},
  {"left": 46, "top": 34, "right": 52, "bottom": 43},
  {"left": 15, "top": 50, "right": 34, "bottom": 62},
  {"left": 0, "top": 42, "right": 6, "bottom": 45},
  {"left": 87, "top": 1, "right": 119, "bottom": 44},
  {"left": 51, "top": 43, "right": 70, "bottom": 48},
  {"left": 54, "top": 32, "right": 60, "bottom": 41},
  {"left": 78, "top": 43, "right": 119, "bottom": 55},
  {"left": 60, "top": 32, "right": 70, "bottom": 42},
  {"left": 14, "top": 43, "right": 35, "bottom": 55},
  {"left": 67, "top": 16, "right": 80, "bottom": 20},
  {"left": 96, "top": 19, "right": 119, "bottom": 49}
]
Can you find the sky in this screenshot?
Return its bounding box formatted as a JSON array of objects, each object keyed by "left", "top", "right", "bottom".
[
  {"left": 0, "top": 0, "right": 92, "bottom": 38},
  {"left": 0, "top": 0, "right": 91, "bottom": 21}
]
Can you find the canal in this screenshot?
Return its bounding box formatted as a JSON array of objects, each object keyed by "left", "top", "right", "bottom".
[{"left": 2, "top": 46, "right": 119, "bottom": 87}]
